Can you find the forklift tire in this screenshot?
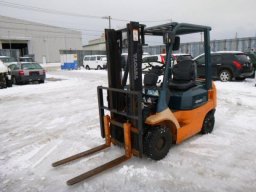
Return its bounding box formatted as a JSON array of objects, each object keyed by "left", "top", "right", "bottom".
[
  {"left": 143, "top": 126, "right": 172, "bottom": 161},
  {"left": 201, "top": 111, "right": 215, "bottom": 134}
]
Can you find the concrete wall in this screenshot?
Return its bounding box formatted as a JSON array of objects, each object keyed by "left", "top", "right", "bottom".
[{"left": 0, "top": 15, "right": 82, "bottom": 63}]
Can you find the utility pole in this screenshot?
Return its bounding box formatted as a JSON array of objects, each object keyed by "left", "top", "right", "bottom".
[
  {"left": 102, "top": 16, "right": 111, "bottom": 29},
  {"left": 235, "top": 32, "right": 238, "bottom": 51}
]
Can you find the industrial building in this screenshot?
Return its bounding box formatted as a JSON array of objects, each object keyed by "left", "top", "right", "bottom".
[
  {"left": 83, "top": 34, "right": 105, "bottom": 51},
  {"left": 0, "top": 15, "right": 82, "bottom": 63}
]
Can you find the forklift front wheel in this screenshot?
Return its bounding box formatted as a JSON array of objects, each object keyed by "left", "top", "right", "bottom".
[
  {"left": 201, "top": 111, "right": 215, "bottom": 134},
  {"left": 143, "top": 126, "right": 172, "bottom": 161}
]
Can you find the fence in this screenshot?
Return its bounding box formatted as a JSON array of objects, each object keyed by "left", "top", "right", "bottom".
[
  {"left": 60, "top": 37, "right": 256, "bottom": 67},
  {"left": 143, "top": 36, "right": 256, "bottom": 57}
]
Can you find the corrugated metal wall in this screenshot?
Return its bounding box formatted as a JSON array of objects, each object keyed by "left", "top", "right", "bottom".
[
  {"left": 143, "top": 37, "right": 256, "bottom": 57},
  {"left": 61, "top": 37, "right": 256, "bottom": 67}
]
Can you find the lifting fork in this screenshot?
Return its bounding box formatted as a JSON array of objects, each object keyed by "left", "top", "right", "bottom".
[{"left": 52, "top": 115, "right": 132, "bottom": 185}]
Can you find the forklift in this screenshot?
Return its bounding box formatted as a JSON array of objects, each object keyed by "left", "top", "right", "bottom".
[{"left": 52, "top": 21, "right": 217, "bottom": 185}]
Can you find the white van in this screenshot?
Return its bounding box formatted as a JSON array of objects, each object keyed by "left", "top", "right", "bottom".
[{"left": 83, "top": 55, "right": 107, "bottom": 70}]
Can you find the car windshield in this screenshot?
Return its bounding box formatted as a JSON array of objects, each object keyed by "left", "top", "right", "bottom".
[
  {"left": 20, "top": 58, "right": 33, "bottom": 62},
  {"left": 0, "top": 57, "right": 17, "bottom": 63},
  {"left": 180, "top": 55, "right": 193, "bottom": 60},
  {"left": 143, "top": 56, "right": 158, "bottom": 63},
  {"left": 234, "top": 54, "right": 249, "bottom": 63},
  {"left": 22, "top": 63, "right": 43, "bottom": 70},
  {"left": 101, "top": 57, "right": 107, "bottom": 61}
]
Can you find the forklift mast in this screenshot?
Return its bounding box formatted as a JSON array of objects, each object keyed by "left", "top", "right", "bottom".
[{"left": 101, "top": 22, "right": 146, "bottom": 156}]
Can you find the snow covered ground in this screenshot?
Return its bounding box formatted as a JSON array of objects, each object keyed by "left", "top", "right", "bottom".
[{"left": 0, "top": 69, "right": 256, "bottom": 192}]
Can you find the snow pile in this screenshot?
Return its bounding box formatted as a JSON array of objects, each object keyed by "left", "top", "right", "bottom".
[{"left": 0, "top": 70, "right": 256, "bottom": 192}]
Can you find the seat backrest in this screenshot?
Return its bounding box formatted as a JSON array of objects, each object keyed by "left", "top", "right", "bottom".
[
  {"left": 172, "top": 60, "right": 196, "bottom": 81},
  {"left": 144, "top": 73, "right": 159, "bottom": 87}
]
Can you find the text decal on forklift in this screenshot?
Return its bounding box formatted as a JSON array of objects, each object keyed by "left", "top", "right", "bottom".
[{"left": 133, "top": 53, "right": 138, "bottom": 80}]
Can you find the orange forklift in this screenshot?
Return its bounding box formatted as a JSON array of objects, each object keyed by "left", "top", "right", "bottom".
[{"left": 52, "top": 21, "right": 217, "bottom": 185}]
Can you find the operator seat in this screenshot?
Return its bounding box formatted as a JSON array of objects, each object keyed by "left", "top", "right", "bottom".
[
  {"left": 169, "top": 60, "right": 196, "bottom": 90},
  {"left": 144, "top": 65, "right": 163, "bottom": 87}
]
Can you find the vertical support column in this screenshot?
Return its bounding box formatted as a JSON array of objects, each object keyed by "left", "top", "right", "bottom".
[
  {"left": 127, "top": 22, "right": 142, "bottom": 93},
  {"left": 105, "top": 29, "right": 123, "bottom": 110},
  {"left": 104, "top": 115, "right": 111, "bottom": 146},
  {"left": 126, "top": 22, "right": 143, "bottom": 156},
  {"left": 127, "top": 22, "right": 142, "bottom": 123},
  {"left": 123, "top": 123, "right": 132, "bottom": 158},
  {"left": 204, "top": 29, "right": 212, "bottom": 90},
  {"left": 97, "top": 86, "right": 105, "bottom": 138}
]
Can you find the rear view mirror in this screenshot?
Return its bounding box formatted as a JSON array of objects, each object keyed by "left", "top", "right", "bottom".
[
  {"left": 173, "top": 36, "right": 180, "bottom": 51},
  {"left": 163, "top": 32, "right": 180, "bottom": 51}
]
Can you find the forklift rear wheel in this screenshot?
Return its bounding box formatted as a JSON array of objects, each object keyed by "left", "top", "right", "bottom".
[
  {"left": 143, "top": 126, "right": 172, "bottom": 161},
  {"left": 201, "top": 111, "right": 215, "bottom": 134}
]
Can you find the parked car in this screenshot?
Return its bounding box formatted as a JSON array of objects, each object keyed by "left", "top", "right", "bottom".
[
  {"left": 121, "top": 53, "right": 150, "bottom": 70},
  {"left": 0, "top": 60, "right": 12, "bottom": 88},
  {"left": 194, "top": 51, "right": 254, "bottom": 81},
  {"left": 0, "top": 56, "right": 18, "bottom": 66},
  {"left": 244, "top": 52, "right": 256, "bottom": 77},
  {"left": 9, "top": 62, "right": 46, "bottom": 84},
  {"left": 142, "top": 53, "right": 193, "bottom": 71},
  {"left": 19, "top": 56, "right": 34, "bottom": 62},
  {"left": 142, "top": 55, "right": 164, "bottom": 71},
  {"left": 146, "top": 53, "right": 193, "bottom": 64},
  {"left": 121, "top": 53, "right": 128, "bottom": 70},
  {"left": 83, "top": 55, "right": 107, "bottom": 70},
  {"left": 255, "top": 71, "right": 256, "bottom": 87},
  {"left": 172, "top": 53, "right": 193, "bottom": 63},
  {"left": 150, "top": 54, "right": 166, "bottom": 64}
]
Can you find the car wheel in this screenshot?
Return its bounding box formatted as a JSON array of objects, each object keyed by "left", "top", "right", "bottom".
[
  {"left": 143, "top": 126, "right": 172, "bottom": 160},
  {"left": 85, "top": 65, "right": 90, "bottom": 70},
  {"left": 13, "top": 77, "right": 17, "bottom": 85},
  {"left": 39, "top": 79, "right": 45, "bottom": 84},
  {"left": 201, "top": 111, "right": 215, "bottom": 134},
  {"left": 97, "top": 65, "right": 102, "bottom": 70},
  {"left": 219, "top": 70, "right": 232, "bottom": 82}
]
